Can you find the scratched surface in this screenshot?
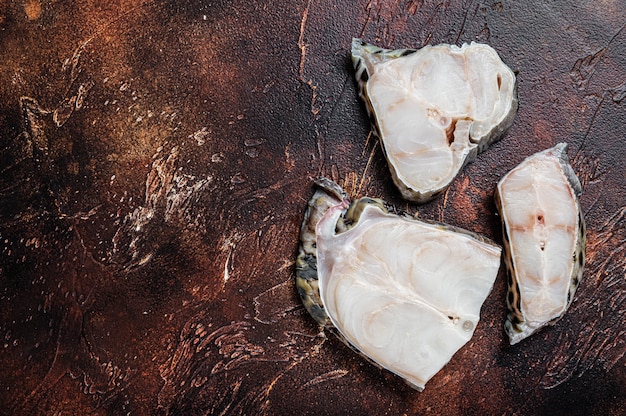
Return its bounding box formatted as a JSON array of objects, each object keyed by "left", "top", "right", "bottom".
[{"left": 0, "top": 0, "right": 624, "bottom": 415}]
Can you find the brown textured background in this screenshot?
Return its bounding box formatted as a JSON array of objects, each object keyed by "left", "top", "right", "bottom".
[{"left": 0, "top": 1, "right": 624, "bottom": 415}]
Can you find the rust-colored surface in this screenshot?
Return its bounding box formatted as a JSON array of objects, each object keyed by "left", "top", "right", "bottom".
[{"left": 0, "top": 1, "right": 624, "bottom": 415}]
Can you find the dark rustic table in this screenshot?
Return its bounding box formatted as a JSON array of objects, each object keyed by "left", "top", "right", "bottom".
[{"left": 1, "top": 1, "right": 624, "bottom": 415}]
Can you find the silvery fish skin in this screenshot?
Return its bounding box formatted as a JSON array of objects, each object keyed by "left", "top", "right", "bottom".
[
  {"left": 296, "top": 179, "right": 501, "bottom": 390},
  {"left": 495, "top": 143, "right": 586, "bottom": 345},
  {"left": 352, "top": 38, "right": 518, "bottom": 203}
]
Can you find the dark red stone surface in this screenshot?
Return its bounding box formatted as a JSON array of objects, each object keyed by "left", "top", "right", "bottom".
[{"left": 0, "top": 1, "right": 624, "bottom": 415}]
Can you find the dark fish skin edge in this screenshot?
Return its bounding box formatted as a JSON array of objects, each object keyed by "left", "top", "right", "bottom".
[{"left": 294, "top": 178, "right": 346, "bottom": 326}]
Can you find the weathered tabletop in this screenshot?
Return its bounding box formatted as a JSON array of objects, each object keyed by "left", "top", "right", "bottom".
[{"left": 1, "top": 1, "right": 624, "bottom": 415}]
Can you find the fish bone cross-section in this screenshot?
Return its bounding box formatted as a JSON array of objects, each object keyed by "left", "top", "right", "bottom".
[
  {"left": 352, "top": 39, "right": 518, "bottom": 202},
  {"left": 496, "top": 143, "right": 586, "bottom": 345}
]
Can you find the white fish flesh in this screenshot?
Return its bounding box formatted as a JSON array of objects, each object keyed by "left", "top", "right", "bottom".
[
  {"left": 352, "top": 39, "right": 518, "bottom": 202},
  {"left": 495, "top": 143, "right": 586, "bottom": 345},
  {"left": 296, "top": 179, "right": 501, "bottom": 390}
]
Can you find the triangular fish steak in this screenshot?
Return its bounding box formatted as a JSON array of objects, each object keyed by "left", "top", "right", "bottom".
[
  {"left": 296, "top": 179, "right": 501, "bottom": 390},
  {"left": 352, "top": 39, "right": 518, "bottom": 202}
]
